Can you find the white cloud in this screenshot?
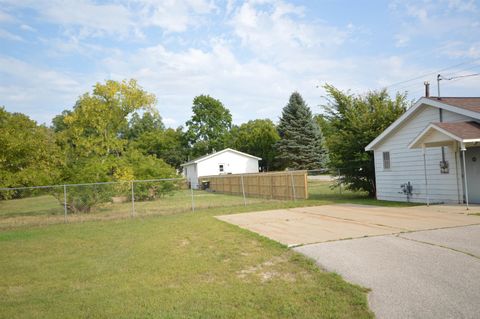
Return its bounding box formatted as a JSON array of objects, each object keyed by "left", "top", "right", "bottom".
[
  {"left": 0, "top": 10, "right": 16, "bottom": 23},
  {"left": 136, "top": 0, "right": 217, "bottom": 33},
  {"left": 230, "top": 0, "right": 348, "bottom": 63},
  {"left": 390, "top": 0, "right": 479, "bottom": 56},
  {"left": 0, "top": 28, "right": 23, "bottom": 41},
  {"left": 20, "top": 24, "right": 36, "bottom": 32},
  {"left": 440, "top": 41, "right": 480, "bottom": 58},
  {"left": 0, "top": 0, "right": 217, "bottom": 38},
  {"left": 0, "top": 56, "right": 94, "bottom": 124},
  {"left": 445, "top": 0, "right": 477, "bottom": 12},
  {"left": 395, "top": 34, "right": 410, "bottom": 47}
]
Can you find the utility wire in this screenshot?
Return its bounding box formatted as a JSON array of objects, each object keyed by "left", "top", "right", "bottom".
[
  {"left": 382, "top": 59, "right": 480, "bottom": 90},
  {"left": 440, "top": 73, "right": 480, "bottom": 81}
]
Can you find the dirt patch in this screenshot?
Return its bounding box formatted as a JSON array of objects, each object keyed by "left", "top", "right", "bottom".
[{"left": 237, "top": 254, "right": 296, "bottom": 282}]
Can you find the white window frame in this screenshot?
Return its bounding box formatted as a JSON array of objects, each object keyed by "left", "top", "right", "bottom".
[
  {"left": 219, "top": 164, "right": 224, "bottom": 173},
  {"left": 383, "top": 151, "right": 391, "bottom": 170}
]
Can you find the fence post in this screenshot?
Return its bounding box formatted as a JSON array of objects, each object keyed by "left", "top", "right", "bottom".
[
  {"left": 338, "top": 169, "right": 342, "bottom": 195},
  {"left": 290, "top": 171, "right": 296, "bottom": 201},
  {"left": 131, "top": 181, "right": 135, "bottom": 218},
  {"left": 190, "top": 181, "right": 195, "bottom": 212},
  {"left": 241, "top": 175, "right": 247, "bottom": 206},
  {"left": 63, "top": 184, "right": 67, "bottom": 223}
]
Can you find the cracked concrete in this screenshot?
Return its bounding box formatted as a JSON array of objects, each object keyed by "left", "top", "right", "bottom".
[
  {"left": 295, "top": 225, "right": 480, "bottom": 319},
  {"left": 217, "top": 205, "right": 480, "bottom": 318},
  {"left": 216, "top": 204, "right": 480, "bottom": 246}
]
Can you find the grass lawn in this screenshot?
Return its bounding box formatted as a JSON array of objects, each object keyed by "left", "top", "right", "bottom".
[
  {"left": 0, "top": 206, "right": 373, "bottom": 318},
  {"left": 0, "top": 180, "right": 418, "bottom": 318}
]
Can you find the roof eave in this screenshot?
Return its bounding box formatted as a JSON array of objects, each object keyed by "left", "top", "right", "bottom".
[{"left": 365, "top": 97, "right": 480, "bottom": 151}]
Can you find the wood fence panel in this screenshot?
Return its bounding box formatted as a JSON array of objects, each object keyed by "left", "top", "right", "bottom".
[{"left": 199, "top": 171, "right": 308, "bottom": 200}]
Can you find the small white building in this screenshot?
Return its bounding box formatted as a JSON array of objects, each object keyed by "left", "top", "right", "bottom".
[
  {"left": 365, "top": 97, "right": 480, "bottom": 205},
  {"left": 181, "top": 148, "right": 261, "bottom": 188}
]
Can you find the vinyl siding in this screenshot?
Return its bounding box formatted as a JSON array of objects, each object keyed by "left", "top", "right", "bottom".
[{"left": 373, "top": 106, "right": 473, "bottom": 203}]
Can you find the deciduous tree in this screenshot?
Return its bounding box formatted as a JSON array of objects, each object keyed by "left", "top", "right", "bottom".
[
  {"left": 229, "top": 119, "right": 280, "bottom": 171},
  {"left": 0, "top": 107, "right": 63, "bottom": 194},
  {"left": 321, "top": 84, "right": 408, "bottom": 197},
  {"left": 185, "top": 95, "right": 232, "bottom": 157}
]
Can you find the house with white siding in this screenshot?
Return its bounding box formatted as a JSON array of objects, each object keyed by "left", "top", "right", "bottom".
[
  {"left": 181, "top": 148, "right": 261, "bottom": 189},
  {"left": 365, "top": 97, "right": 480, "bottom": 205}
]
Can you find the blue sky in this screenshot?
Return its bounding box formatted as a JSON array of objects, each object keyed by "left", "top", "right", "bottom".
[{"left": 0, "top": 0, "right": 479, "bottom": 127}]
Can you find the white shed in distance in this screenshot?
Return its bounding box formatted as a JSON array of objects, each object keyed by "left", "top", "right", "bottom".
[{"left": 181, "top": 148, "right": 261, "bottom": 188}]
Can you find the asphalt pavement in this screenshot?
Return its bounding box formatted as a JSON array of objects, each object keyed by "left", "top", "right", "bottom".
[{"left": 295, "top": 225, "right": 480, "bottom": 319}]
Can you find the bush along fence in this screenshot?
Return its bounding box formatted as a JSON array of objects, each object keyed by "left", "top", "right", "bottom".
[
  {"left": 199, "top": 170, "right": 309, "bottom": 200},
  {"left": 0, "top": 178, "right": 191, "bottom": 227},
  {"left": 0, "top": 177, "right": 281, "bottom": 229}
]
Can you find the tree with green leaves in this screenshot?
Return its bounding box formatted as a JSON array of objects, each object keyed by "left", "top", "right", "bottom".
[
  {"left": 124, "top": 111, "right": 165, "bottom": 140},
  {"left": 0, "top": 107, "right": 63, "bottom": 196},
  {"left": 59, "top": 79, "right": 157, "bottom": 161},
  {"left": 54, "top": 79, "right": 177, "bottom": 212},
  {"left": 133, "top": 127, "right": 187, "bottom": 169},
  {"left": 185, "top": 95, "right": 232, "bottom": 157},
  {"left": 276, "top": 92, "right": 326, "bottom": 170},
  {"left": 229, "top": 119, "right": 280, "bottom": 171},
  {"left": 321, "top": 84, "right": 409, "bottom": 197}
]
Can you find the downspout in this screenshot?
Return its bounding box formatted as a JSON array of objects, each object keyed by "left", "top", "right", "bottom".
[
  {"left": 454, "top": 142, "right": 461, "bottom": 204},
  {"left": 460, "top": 142, "right": 469, "bottom": 210},
  {"left": 422, "top": 144, "right": 430, "bottom": 206},
  {"left": 439, "top": 109, "right": 446, "bottom": 166}
]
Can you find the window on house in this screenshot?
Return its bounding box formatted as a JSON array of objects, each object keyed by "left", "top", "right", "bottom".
[
  {"left": 219, "top": 164, "right": 224, "bottom": 172},
  {"left": 383, "top": 152, "right": 391, "bottom": 169}
]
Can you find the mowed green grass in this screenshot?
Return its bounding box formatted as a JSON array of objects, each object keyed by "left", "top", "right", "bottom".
[
  {"left": 0, "top": 206, "right": 373, "bottom": 318},
  {"left": 0, "top": 179, "right": 418, "bottom": 318}
]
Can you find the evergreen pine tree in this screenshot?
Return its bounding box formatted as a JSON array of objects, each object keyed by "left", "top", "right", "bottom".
[{"left": 276, "top": 92, "right": 326, "bottom": 170}]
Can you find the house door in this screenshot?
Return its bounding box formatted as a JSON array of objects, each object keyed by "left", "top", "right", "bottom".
[{"left": 466, "top": 146, "right": 480, "bottom": 204}]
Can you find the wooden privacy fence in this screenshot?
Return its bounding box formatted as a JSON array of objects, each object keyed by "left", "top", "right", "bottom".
[{"left": 199, "top": 171, "right": 308, "bottom": 200}]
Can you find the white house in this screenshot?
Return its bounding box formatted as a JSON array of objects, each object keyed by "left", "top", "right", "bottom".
[
  {"left": 181, "top": 148, "right": 261, "bottom": 189},
  {"left": 365, "top": 97, "right": 480, "bottom": 205}
]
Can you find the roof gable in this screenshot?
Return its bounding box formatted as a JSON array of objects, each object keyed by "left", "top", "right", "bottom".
[
  {"left": 181, "top": 148, "right": 261, "bottom": 166},
  {"left": 365, "top": 97, "right": 480, "bottom": 151},
  {"left": 409, "top": 121, "right": 480, "bottom": 149}
]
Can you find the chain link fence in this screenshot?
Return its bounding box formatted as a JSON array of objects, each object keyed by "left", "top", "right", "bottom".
[
  {"left": 0, "top": 177, "right": 279, "bottom": 230},
  {"left": 0, "top": 170, "right": 367, "bottom": 230}
]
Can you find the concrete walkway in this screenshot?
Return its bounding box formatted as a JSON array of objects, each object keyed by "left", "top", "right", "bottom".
[{"left": 295, "top": 225, "right": 480, "bottom": 319}]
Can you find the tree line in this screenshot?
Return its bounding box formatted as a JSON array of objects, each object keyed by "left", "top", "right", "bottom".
[{"left": 0, "top": 79, "right": 409, "bottom": 198}]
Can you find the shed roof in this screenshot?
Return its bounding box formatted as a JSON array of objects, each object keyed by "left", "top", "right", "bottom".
[{"left": 181, "top": 148, "right": 261, "bottom": 166}]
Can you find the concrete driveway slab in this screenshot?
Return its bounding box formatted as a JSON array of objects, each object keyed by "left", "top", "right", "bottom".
[
  {"left": 216, "top": 204, "right": 480, "bottom": 246},
  {"left": 294, "top": 227, "right": 480, "bottom": 319}
]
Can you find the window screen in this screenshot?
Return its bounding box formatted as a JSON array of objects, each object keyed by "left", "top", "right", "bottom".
[{"left": 383, "top": 152, "right": 390, "bottom": 169}]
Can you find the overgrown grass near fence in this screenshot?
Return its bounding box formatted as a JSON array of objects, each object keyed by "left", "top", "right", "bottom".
[
  {"left": 0, "top": 188, "right": 275, "bottom": 230},
  {"left": 0, "top": 179, "right": 416, "bottom": 230}
]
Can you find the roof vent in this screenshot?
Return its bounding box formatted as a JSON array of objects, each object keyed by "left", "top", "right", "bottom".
[{"left": 424, "top": 81, "right": 430, "bottom": 97}]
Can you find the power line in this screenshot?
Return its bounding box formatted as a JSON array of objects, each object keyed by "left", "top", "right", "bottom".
[
  {"left": 440, "top": 73, "right": 480, "bottom": 81},
  {"left": 382, "top": 59, "right": 480, "bottom": 90},
  {"left": 443, "top": 64, "right": 480, "bottom": 78}
]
